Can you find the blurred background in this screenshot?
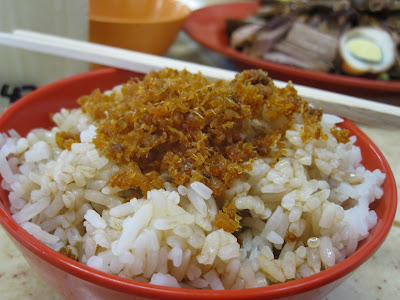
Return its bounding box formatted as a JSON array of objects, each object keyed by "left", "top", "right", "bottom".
[
  {"left": 0, "top": 0, "right": 89, "bottom": 87},
  {"left": 0, "top": 0, "right": 236, "bottom": 88},
  {"left": 0, "top": 0, "right": 398, "bottom": 104}
]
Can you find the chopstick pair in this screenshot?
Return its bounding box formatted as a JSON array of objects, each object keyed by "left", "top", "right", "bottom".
[
  {"left": 0, "top": 29, "right": 399, "bottom": 126},
  {"left": 0, "top": 30, "right": 236, "bottom": 81}
]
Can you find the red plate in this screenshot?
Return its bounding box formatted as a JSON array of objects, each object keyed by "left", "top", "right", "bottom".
[{"left": 184, "top": 1, "right": 400, "bottom": 103}]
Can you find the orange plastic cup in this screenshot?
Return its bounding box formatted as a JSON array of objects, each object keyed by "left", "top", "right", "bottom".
[{"left": 89, "top": 0, "right": 191, "bottom": 57}]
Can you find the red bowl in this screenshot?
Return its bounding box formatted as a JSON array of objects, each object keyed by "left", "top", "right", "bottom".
[
  {"left": 183, "top": 1, "right": 400, "bottom": 104},
  {"left": 0, "top": 68, "right": 397, "bottom": 300}
]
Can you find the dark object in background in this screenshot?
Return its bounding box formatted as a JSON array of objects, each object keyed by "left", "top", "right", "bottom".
[
  {"left": 1, "top": 84, "right": 37, "bottom": 103},
  {"left": 226, "top": 0, "right": 400, "bottom": 79}
]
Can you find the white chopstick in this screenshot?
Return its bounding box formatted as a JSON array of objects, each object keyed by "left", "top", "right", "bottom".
[
  {"left": 0, "top": 29, "right": 399, "bottom": 126},
  {"left": 4, "top": 29, "right": 236, "bottom": 81}
]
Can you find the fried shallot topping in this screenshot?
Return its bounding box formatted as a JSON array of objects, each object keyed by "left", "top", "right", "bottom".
[
  {"left": 56, "top": 131, "right": 81, "bottom": 150},
  {"left": 331, "top": 125, "right": 350, "bottom": 144},
  {"left": 59, "top": 246, "right": 78, "bottom": 261},
  {"left": 78, "top": 69, "right": 346, "bottom": 200},
  {"left": 214, "top": 204, "right": 242, "bottom": 233}
]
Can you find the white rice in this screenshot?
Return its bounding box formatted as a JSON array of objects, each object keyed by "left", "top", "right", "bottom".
[{"left": 0, "top": 100, "right": 385, "bottom": 289}]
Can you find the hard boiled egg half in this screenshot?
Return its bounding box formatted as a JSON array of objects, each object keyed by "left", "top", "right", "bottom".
[{"left": 339, "top": 26, "right": 396, "bottom": 76}]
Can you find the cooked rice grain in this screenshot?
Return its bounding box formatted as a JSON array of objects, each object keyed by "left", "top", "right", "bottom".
[{"left": 0, "top": 91, "right": 385, "bottom": 290}]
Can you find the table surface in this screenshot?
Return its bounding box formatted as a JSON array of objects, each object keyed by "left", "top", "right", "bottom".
[{"left": 0, "top": 1, "right": 399, "bottom": 299}]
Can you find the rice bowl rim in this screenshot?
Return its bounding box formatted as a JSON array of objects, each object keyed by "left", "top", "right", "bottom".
[{"left": 0, "top": 68, "right": 396, "bottom": 299}]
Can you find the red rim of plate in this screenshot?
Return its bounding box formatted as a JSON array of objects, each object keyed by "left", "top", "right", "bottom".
[
  {"left": 183, "top": 1, "right": 400, "bottom": 94},
  {"left": 0, "top": 68, "right": 397, "bottom": 299}
]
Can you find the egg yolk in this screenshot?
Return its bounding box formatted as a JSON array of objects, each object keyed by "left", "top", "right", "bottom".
[{"left": 346, "top": 37, "right": 382, "bottom": 63}]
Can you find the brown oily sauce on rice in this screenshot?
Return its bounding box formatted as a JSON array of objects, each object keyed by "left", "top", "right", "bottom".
[{"left": 77, "top": 69, "right": 349, "bottom": 233}]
